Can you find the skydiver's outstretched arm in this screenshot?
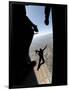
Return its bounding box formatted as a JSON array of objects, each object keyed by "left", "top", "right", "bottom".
[
  {"left": 43, "top": 45, "right": 47, "bottom": 51},
  {"left": 35, "top": 50, "right": 39, "bottom": 54}
]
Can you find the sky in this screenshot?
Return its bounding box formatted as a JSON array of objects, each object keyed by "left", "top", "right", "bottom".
[{"left": 26, "top": 5, "right": 53, "bottom": 37}]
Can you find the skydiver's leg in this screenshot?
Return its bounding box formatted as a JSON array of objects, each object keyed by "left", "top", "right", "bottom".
[
  {"left": 37, "top": 57, "right": 41, "bottom": 70},
  {"left": 42, "top": 56, "right": 45, "bottom": 64}
]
